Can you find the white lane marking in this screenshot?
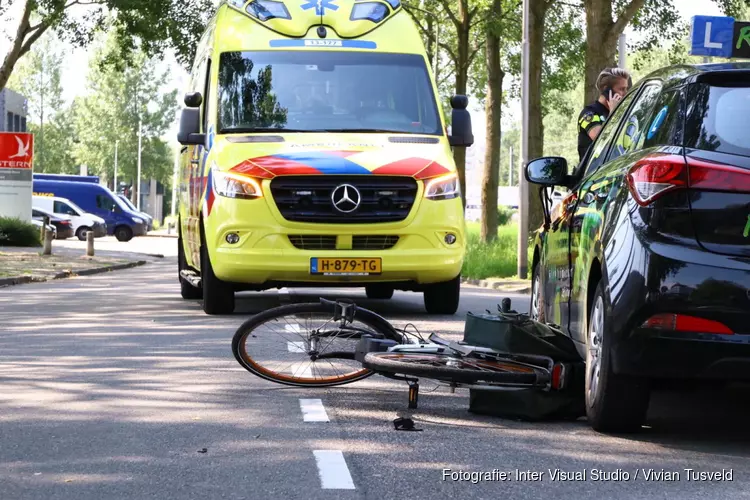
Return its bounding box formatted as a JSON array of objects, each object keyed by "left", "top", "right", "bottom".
[
  {"left": 285, "top": 323, "right": 301, "bottom": 333},
  {"left": 287, "top": 341, "right": 306, "bottom": 353},
  {"left": 290, "top": 362, "right": 313, "bottom": 378},
  {"left": 313, "top": 450, "right": 355, "bottom": 489},
  {"left": 299, "top": 398, "right": 330, "bottom": 422}
]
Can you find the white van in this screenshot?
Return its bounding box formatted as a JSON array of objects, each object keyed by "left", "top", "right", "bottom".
[{"left": 32, "top": 195, "right": 107, "bottom": 241}]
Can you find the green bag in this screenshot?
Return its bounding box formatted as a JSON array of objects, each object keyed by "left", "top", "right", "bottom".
[
  {"left": 462, "top": 311, "right": 582, "bottom": 362},
  {"left": 462, "top": 307, "right": 586, "bottom": 421}
]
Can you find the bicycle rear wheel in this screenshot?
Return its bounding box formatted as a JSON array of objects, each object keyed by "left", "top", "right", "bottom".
[
  {"left": 362, "top": 352, "right": 545, "bottom": 386},
  {"left": 232, "top": 301, "right": 398, "bottom": 387}
]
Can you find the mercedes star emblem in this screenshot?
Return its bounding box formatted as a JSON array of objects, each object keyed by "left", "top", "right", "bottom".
[{"left": 331, "top": 184, "right": 361, "bottom": 213}]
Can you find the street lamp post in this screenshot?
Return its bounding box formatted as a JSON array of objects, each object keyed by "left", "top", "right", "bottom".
[
  {"left": 518, "top": 0, "right": 530, "bottom": 280},
  {"left": 137, "top": 113, "right": 142, "bottom": 211},
  {"left": 114, "top": 140, "right": 119, "bottom": 192}
]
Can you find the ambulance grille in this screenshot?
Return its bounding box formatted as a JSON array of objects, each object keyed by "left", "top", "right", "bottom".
[{"left": 270, "top": 176, "right": 418, "bottom": 223}]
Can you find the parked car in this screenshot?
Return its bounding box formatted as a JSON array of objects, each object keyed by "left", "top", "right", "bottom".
[
  {"left": 33, "top": 195, "right": 107, "bottom": 241},
  {"left": 32, "top": 207, "right": 74, "bottom": 240},
  {"left": 30, "top": 219, "right": 56, "bottom": 239},
  {"left": 116, "top": 193, "right": 153, "bottom": 231},
  {"left": 32, "top": 179, "right": 147, "bottom": 242},
  {"left": 525, "top": 62, "right": 750, "bottom": 433}
]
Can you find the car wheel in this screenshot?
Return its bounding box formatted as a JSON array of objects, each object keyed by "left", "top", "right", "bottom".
[
  {"left": 76, "top": 227, "right": 91, "bottom": 241},
  {"left": 115, "top": 226, "right": 133, "bottom": 242},
  {"left": 423, "top": 275, "right": 460, "bottom": 315},
  {"left": 200, "top": 224, "right": 235, "bottom": 315},
  {"left": 530, "top": 263, "right": 546, "bottom": 322},
  {"left": 585, "top": 281, "right": 650, "bottom": 433},
  {"left": 365, "top": 284, "right": 394, "bottom": 300},
  {"left": 178, "top": 225, "right": 202, "bottom": 300}
]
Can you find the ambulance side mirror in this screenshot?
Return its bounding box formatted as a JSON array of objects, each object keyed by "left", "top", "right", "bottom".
[
  {"left": 448, "top": 95, "right": 473, "bottom": 147},
  {"left": 177, "top": 108, "right": 206, "bottom": 146}
]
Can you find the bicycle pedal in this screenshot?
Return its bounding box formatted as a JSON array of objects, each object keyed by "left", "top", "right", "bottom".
[{"left": 393, "top": 417, "right": 422, "bottom": 431}]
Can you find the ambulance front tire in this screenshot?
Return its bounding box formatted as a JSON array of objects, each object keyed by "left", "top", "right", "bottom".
[
  {"left": 200, "top": 227, "right": 235, "bottom": 315},
  {"left": 423, "top": 275, "right": 461, "bottom": 315}
]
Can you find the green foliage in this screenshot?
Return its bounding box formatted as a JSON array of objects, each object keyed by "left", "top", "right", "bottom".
[
  {"left": 1, "top": 0, "right": 214, "bottom": 84},
  {"left": 497, "top": 205, "right": 515, "bottom": 226},
  {"left": 0, "top": 217, "right": 42, "bottom": 247},
  {"left": 74, "top": 31, "right": 179, "bottom": 187},
  {"left": 463, "top": 222, "right": 533, "bottom": 279},
  {"left": 6, "top": 31, "right": 79, "bottom": 173}
]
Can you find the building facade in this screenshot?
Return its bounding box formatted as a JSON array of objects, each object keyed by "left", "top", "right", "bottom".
[{"left": 0, "top": 88, "right": 28, "bottom": 133}]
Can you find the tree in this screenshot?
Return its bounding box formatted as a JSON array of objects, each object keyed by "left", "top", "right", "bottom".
[
  {"left": 6, "top": 31, "right": 80, "bottom": 173},
  {"left": 0, "top": 0, "right": 214, "bottom": 92},
  {"left": 75, "top": 33, "right": 178, "bottom": 190},
  {"left": 6, "top": 31, "right": 65, "bottom": 172},
  {"left": 526, "top": 0, "right": 585, "bottom": 239},
  {"left": 406, "top": 0, "right": 486, "bottom": 207}
]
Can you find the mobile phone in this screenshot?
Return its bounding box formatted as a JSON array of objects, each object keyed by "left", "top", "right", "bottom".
[{"left": 601, "top": 86, "right": 614, "bottom": 99}]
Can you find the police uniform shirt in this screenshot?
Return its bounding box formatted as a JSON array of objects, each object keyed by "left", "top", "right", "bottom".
[{"left": 577, "top": 101, "right": 609, "bottom": 161}]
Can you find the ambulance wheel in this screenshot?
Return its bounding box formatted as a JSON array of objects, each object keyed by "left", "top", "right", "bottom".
[
  {"left": 365, "top": 285, "right": 394, "bottom": 300},
  {"left": 423, "top": 275, "right": 460, "bottom": 315}
]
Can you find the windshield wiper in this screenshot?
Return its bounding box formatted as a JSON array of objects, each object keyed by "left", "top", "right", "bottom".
[
  {"left": 220, "top": 127, "right": 321, "bottom": 134},
  {"left": 322, "top": 128, "right": 408, "bottom": 133}
]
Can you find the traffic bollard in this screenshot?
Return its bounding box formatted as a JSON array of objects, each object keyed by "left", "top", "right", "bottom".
[
  {"left": 86, "top": 230, "right": 95, "bottom": 256},
  {"left": 43, "top": 229, "right": 53, "bottom": 255}
]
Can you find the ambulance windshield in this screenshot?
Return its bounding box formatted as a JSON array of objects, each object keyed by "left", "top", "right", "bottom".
[{"left": 217, "top": 51, "right": 442, "bottom": 135}]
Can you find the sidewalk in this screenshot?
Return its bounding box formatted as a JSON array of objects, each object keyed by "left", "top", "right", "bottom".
[
  {"left": 461, "top": 276, "right": 531, "bottom": 294},
  {"left": 144, "top": 229, "right": 178, "bottom": 238},
  {"left": 0, "top": 246, "right": 148, "bottom": 288}
]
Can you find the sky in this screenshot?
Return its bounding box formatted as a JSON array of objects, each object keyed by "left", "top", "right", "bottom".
[{"left": 0, "top": 0, "right": 729, "bottom": 143}]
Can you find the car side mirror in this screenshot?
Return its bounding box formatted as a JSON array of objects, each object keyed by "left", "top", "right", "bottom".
[
  {"left": 448, "top": 95, "right": 473, "bottom": 147},
  {"left": 177, "top": 108, "right": 206, "bottom": 146},
  {"left": 525, "top": 157, "right": 568, "bottom": 186}
]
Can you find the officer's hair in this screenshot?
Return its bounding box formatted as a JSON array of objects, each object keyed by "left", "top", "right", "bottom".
[{"left": 596, "top": 67, "right": 632, "bottom": 92}]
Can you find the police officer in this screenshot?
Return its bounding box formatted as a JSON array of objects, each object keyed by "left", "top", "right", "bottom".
[{"left": 577, "top": 67, "right": 632, "bottom": 161}]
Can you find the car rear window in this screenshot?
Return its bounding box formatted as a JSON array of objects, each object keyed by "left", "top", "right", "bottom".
[{"left": 685, "top": 83, "right": 750, "bottom": 157}]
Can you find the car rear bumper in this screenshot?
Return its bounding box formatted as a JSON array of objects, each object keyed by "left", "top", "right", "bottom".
[
  {"left": 609, "top": 242, "right": 750, "bottom": 380},
  {"left": 613, "top": 331, "right": 750, "bottom": 379}
]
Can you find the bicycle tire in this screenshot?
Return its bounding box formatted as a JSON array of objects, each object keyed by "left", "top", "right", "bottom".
[
  {"left": 362, "top": 352, "right": 545, "bottom": 386},
  {"left": 232, "top": 301, "right": 401, "bottom": 387}
]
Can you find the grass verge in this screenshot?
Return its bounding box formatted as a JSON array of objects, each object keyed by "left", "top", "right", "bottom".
[{"left": 462, "top": 222, "right": 533, "bottom": 280}]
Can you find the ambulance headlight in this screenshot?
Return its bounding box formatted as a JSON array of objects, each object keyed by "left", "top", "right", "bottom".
[
  {"left": 213, "top": 165, "right": 263, "bottom": 199},
  {"left": 424, "top": 173, "right": 460, "bottom": 201}
]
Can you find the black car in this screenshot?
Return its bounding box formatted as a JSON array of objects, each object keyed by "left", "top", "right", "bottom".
[
  {"left": 32, "top": 207, "right": 74, "bottom": 240},
  {"left": 525, "top": 62, "right": 750, "bottom": 433}
]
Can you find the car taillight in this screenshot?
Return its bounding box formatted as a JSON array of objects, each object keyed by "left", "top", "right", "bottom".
[
  {"left": 642, "top": 313, "right": 734, "bottom": 335},
  {"left": 626, "top": 154, "right": 750, "bottom": 206}
]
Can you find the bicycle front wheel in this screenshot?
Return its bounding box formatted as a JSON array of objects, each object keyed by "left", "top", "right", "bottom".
[
  {"left": 232, "top": 302, "right": 397, "bottom": 387},
  {"left": 362, "top": 352, "right": 544, "bottom": 386}
]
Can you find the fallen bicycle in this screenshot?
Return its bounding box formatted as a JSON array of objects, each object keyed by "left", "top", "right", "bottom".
[{"left": 231, "top": 298, "right": 586, "bottom": 421}]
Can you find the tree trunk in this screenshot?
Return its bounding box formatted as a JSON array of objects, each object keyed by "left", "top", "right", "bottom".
[
  {"left": 453, "top": 0, "right": 471, "bottom": 209},
  {"left": 526, "top": 0, "right": 550, "bottom": 238},
  {"left": 480, "top": 18, "right": 503, "bottom": 244}
]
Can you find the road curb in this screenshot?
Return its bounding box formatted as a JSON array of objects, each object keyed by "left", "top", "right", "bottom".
[
  {"left": 461, "top": 277, "right": 531, "bottom": 294},
  {"left": 0, "top": 260, "right": 148, "bottom": 288},
  {"left": 143, "top": 233, "right": 178, "bottom": 239}
]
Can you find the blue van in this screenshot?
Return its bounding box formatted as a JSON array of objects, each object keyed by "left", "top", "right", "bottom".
[
  {"left": 34, "top": 173, "right": 155, "bottom": 231},
  {"left": 32, "top": 179, "right": 147, "bottom": 241}
]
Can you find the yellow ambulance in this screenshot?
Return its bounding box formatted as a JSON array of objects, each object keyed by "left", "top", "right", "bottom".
[{"left": 176, "top": 0, "right": 474, "bottom": 315}]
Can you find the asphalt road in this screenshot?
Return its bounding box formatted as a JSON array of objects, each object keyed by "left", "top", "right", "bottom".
[{"left": 2, "top": 237, "right": 750, "bottom": 500}]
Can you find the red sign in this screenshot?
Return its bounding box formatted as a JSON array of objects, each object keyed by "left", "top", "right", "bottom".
[{"left": 0, "top": 132, "right": 34, "bottom": 169}]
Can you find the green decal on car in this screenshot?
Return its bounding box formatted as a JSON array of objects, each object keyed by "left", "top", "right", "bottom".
[{"left": 744, "top": 214, "right": 750, "bottom": 238}]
